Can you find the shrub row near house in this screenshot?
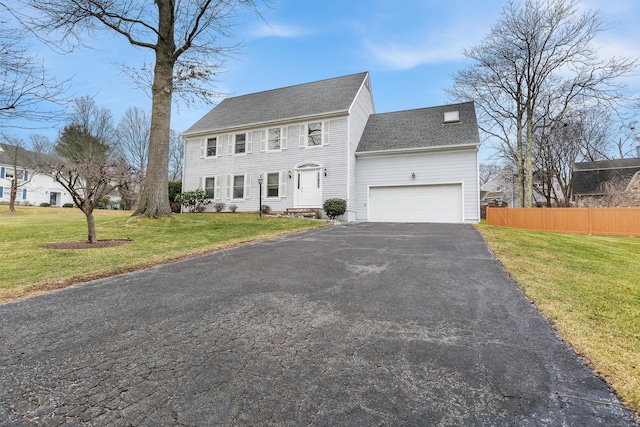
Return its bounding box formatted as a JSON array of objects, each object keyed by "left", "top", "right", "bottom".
[{"left": 175, "top": 190, "right": 243, "bottom": 213}]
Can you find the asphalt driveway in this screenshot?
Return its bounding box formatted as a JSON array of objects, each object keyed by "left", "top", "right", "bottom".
[{"left": 0, "top": 223, "right": 636, "bottom": 426}]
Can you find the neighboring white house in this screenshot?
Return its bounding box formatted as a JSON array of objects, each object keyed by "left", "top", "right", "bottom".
[
  {"left": 183, "top": 72, "right": 481, "bottom": 223},
  {"left": 0, "top": 144, "right": 75, "bottom": 207}
]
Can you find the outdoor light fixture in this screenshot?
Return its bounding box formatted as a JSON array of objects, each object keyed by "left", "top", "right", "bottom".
[
  {"left": 324, "top": 168, "right": 327, "bottom": 176},
  {"left": 257, "top": 175, "right": 263, "bottom": 219},
  {"left": 288, "top": 170, "right": 292, "bottom": 179},
  {"left": 411, "top": 172, "right": 416, "bottom": 179}
]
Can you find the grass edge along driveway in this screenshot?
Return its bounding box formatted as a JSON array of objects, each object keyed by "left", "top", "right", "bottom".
[
  {"left": 475, "top": 223, "right": 640, "bottom": 417},
  {"left": 0, "top": 207, "right": 329, "bottom": 304}
]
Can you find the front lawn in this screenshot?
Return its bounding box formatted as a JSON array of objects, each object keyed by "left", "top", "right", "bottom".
[
  {"left": 0, "top": 206, "right": 327, "bottom": 303},
  {"left": 476, "top": 223, "right": 640, "bottom": 415}
]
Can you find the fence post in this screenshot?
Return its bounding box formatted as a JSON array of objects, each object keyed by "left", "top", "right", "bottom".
[
  {"left": 588, "top": 207, "right": 593, "bottom": 235},
  {"left": 542, "top": 207, "right": 547, "bottom": 232}
]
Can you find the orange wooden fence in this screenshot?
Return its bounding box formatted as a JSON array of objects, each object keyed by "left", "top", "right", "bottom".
[{"left": 486, "top": 207, "right": 640, "bottom": 237}]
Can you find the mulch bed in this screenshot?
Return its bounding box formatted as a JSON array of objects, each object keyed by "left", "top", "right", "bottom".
[{"left": 42, "top": 239, "right": 133, "bottom": 250}]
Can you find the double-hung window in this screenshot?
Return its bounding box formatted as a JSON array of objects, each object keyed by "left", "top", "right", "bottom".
[
  {"left": 200, "top": 136, "right": 221, "bottom": 158},
  {"left": 299, "top": 121, "right": 329, "bottom": 148},
  {"left": 227, "top": 173, "right": 251, "bottom": 200},
  {"left": 262, "top": 171, "right": 287, "bottom": 200},
  {"left": 268, "top": 128, "right": 281, "bottom": 151},
  {"left": 204, "top": 177, "right": 215, "bottom": 199},
  {"left": 266, "top": 173, "right": 279, "bottom": 198},
  {"left": 308, "top": 122, "right": 322, "bottom": 146},
  {"left": 207, "top": 137, "right": 217, "bottom": 157},
  {"left": 235, "top": 133, "right": 246, "bottom": 154},
  {"left": 200, "top": 176, "right": 220, "bottom": 199},
  {"left": 260, "top": 127, "right": 287, "bottom": 152}
]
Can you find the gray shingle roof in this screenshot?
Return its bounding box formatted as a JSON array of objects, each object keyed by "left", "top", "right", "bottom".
[
  {"left": 356, "top": 101, "right": 480, "bottom": 153},
  {"left": 573, "top": 157, "right": 640, "bottom": 195},
  {"left": 0, "top": 144, "right": 60, "bottom": 168},
  {"left": 184, "top": 72, "right": 369, "bottom": 136}
]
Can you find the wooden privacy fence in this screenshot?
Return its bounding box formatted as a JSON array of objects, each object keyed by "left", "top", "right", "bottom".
[{"left": 486, "top": 207, "right": 640, "bottom": 237}]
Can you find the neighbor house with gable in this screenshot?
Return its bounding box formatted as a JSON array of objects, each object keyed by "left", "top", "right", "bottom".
[
  {"left": 182, "top": 72, "right": 480, "bottom": 223},
  {"left": 0, "top": 144, "right": 74, "bottom": 207}
]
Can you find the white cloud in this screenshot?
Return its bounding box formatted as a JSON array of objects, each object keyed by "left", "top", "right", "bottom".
[
  {"left": 248, "top": 23, "right": 306, "bottom": 39},
  {"left": 364, "top": 40, "right": 465, "bottom": 70}
]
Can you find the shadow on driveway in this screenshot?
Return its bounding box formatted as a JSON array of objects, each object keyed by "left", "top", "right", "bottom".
[{"left": 0, "top": 223, "right": 637, "bottom": 425}]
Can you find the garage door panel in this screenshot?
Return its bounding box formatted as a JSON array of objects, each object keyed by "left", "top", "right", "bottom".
[{"left": 369, "top": 184, "right": 462, "bottom": 223}]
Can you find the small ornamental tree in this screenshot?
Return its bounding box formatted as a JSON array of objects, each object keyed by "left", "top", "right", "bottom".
[
  {"left": 323, "top": 198, "right": 346, "bottom": 220},
  {"left": 175, "top": 189, "right": 211, "bottom": 213}
]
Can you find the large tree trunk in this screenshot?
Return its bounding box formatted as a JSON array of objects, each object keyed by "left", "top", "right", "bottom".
[{"left": 133, "top": 0, "right": 175, "bottom": 218}]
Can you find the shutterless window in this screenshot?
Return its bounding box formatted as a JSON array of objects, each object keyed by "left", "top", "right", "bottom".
[
  {"left": 266, "top": 173, "right": 279, "bottom": 198},
  {"left": 233, "top": 175, "right": 244, "bottom": 199},
  {"left": 207, "top": 137, "right": 217, "bottom": 157},
  {"left": 235, "top": 133, "right": 246, "bottom": 154},
  {"left": 308, "top": 122, "right": 322, "bottom": 146},
  {"left": 204, "top": 177, "right": 215, "bottom": 198},
  {"left": 268, "top": 128, "right": 280, "bottom": 150},
  {"left": 5, "top": 168, "right": 14, "bottom": 179}
]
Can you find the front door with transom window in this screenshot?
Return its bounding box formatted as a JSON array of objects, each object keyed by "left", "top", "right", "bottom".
[{"left": 294, "top": 164, "right": 322, "bottom": 207}]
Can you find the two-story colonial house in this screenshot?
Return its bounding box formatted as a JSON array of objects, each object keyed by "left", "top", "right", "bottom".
[
  {"left": 183, "top": 72, "right": 480, "bottom": 223},
  {"left": 0, "top": 144, "right": 75, "bottom": 207}
]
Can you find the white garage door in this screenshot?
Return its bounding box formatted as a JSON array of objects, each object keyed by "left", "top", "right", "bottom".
[{"left": 368, "top": 184, "right": 463, "bottom": 223}]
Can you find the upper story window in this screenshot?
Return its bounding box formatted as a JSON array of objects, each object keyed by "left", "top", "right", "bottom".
[
  {"left": 308, "top": 122, "right": 322, "bottom": 146},
  {"left": 207, "top": 137, "right": 217, "bottom": 157},
  {"left": 200, "top": 136, "right": 221, "bottom": 158},
  {"left": 235, "top": 133, "right": 246, "bottom": 154},
  {"left": 299, "top": 121, "right": 330, "bottom": 148},
  {"left": 260, "top": 127, "right": 288, "bottom": 152},
  {"left": 268, "top": 128, "right": 281, "bottom": 151}
]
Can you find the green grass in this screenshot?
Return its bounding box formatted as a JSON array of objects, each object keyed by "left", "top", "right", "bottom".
[
  {"left": 0, "top": 206, "right": 327, "bottom": 302},
  {"left": 475, "top": 223, "right": 640, "bottom": 415}
]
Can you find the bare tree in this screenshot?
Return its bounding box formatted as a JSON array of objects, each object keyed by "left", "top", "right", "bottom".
[
  {"left": 115, "top": 106, "right": 150, "bottom": 176},
  {"left": 169, "top": 129, "right": 185, "bottom": 182},
  {"left": 535, "top": 107, "right": 611, "bottom": 205},
  {"left": 448, "top": 0, "right": 637, "bottom": 208},
  {"left": 28, "top": 134, "right": 54, "bottom": 154},
  {"left": 42, "top": 124, "right": 129, "bottom": 243},
  {"left": 479, "top": 163, "right": 502, "bottom": 186},
  {"left": 22, "top": 0, "right": 264, "bottom": 218},
  {"left": 0, "top": 4, "right": 68, "bottom": 128}
]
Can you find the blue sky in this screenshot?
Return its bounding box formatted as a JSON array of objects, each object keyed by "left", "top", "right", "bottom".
[{"left": 9, "top": 0, "right": 640, "bottom": 162}]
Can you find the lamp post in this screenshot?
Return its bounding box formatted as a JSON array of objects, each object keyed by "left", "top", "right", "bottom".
[{"left": 258, "top": 175, "right": 263, "bottom": 219}]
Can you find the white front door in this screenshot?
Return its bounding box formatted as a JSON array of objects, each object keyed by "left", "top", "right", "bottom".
[{"left": 295, "top": 168, "right": 322, "bottom": 207}]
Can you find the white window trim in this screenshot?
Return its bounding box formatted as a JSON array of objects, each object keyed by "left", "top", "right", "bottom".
[
  {"left": 263, "top": 170, "right": 287, "bottom": 200},
  {"left": 200, "top": 175, "right": 221, "bottom": 200},
  {"left": 230, "top": 132, "right": 252, "bottom": 156},
  {"left": 298, "top": 121, "right": 330, "bottom": 149},
  {"left": 261, "top": 127, "right": 288, "bottom": 153},
  {"left": 227, "top": 173, "right": 251, "bottom": 201},
  {"left": 200, "top": 136, "right": 222, "bottom": 159}
]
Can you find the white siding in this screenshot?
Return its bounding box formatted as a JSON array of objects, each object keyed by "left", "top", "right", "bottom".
[
  {"left": 0, "top": 165, "right": 75, "bottom": 207},
  {"left": 356, "top": 148, "right": 480, "bottom": 223},
  {"left": 183, "top": 116, "right": 351, "bottom": 213},
  {"left": 346, "top": 76, "right": 375, "bottom": 221}
]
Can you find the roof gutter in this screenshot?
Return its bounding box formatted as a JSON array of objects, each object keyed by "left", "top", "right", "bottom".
[
  {"left": 355, "top": 142, "right": 479, "bottom": 157},
  {"left": 183, "top": 110, "right": 349, "bottom": 138}
]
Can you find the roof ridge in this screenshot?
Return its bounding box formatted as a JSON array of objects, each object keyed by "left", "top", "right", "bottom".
[{"left": 223, "top": 71, "right": 369, "bottom": 101}]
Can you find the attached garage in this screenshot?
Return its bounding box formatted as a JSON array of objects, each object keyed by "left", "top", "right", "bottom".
[{"left": 368, "top": 183, "right": 463, "bottom": 223}]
